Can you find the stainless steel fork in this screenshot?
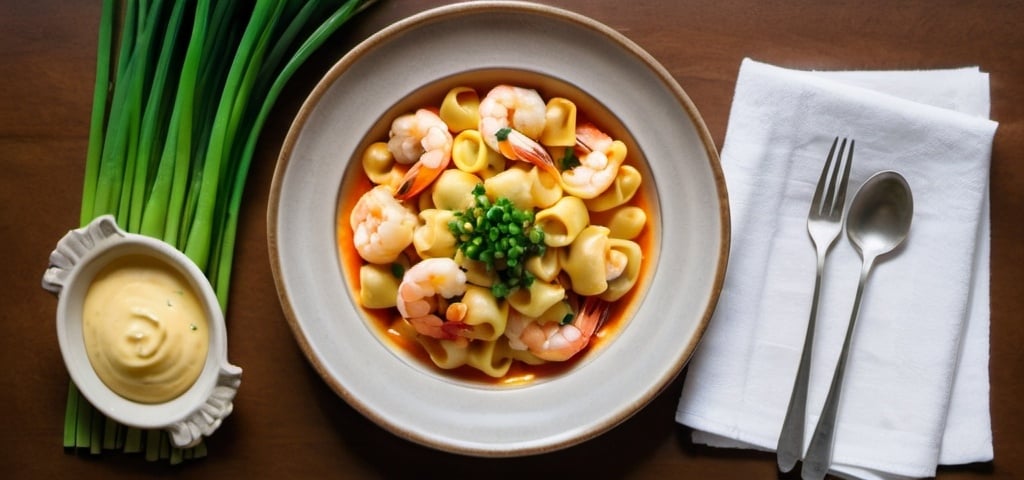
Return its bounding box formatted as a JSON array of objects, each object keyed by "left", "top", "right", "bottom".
[{"left": 776, "top": 137, "right": 854, "bottom": 473}]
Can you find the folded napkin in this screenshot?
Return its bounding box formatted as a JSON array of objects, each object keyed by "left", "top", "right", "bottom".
[{"left": 676, "top": 58, "right": 997, "bottom": 479}]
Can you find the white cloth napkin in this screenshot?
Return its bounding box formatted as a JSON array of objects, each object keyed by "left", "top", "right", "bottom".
[{"left": 676, "top": 58, "right": 997, "bottom": 479}]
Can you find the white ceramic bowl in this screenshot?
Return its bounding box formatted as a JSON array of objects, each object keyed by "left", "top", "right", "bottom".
[
  {"left": 268, "top": 1, "right": 729, "bottom": 456},
  {"left": 43, "top": 215, "right": 242, "bottom": 448}
]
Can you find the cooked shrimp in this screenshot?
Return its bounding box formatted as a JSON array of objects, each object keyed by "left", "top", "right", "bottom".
[
  {"left": 505, "top": 296, "right": 610, "bottom": 362},
  {"left": 387, "top": 109, "right": 453, "bottom": 200},
  {"left": 397, "top": 258, "right": 472, "bottom": 344},
  {"left": 561, "top": 122, "right": 625, "bottom": 199},
  {"left": 350, "top": 185, "right": 417, "bottom": 264},
  {"left": 478, "top": 85, "right": 558, "bottom": 177}
]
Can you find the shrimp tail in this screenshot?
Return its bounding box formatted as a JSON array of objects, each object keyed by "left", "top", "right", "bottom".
[
  {"left": 441, "top": 321, "right": 472, "bottom": 339},
  {"left": 577, "top": 296, "right": 611, "bottom": 338},
  {"left": 395, "top": 157, "right": 446, "bottom": 200},
  {"left": 408, "top": 314, "right": 470, "bottom": 341},
  {"left": 497, "top": 127, "right": 559, "bottom": 178}
]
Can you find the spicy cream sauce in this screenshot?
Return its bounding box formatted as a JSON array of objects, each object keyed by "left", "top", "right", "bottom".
[{"left": 82, "top": 255, "right": 209, "bottom": 403}]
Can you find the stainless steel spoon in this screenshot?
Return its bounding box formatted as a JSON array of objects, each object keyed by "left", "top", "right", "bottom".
[{"left": 801, "top": 171, "right": 914, "bottom": 480}]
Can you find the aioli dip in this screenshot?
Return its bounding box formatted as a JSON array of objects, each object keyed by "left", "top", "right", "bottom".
[{"left": 82, "top": 254, "right": 209, "bottom": 403}]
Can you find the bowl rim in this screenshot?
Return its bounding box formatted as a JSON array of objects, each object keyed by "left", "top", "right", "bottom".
[{"left": 267, "top": 0, "right": 730, "bottom": 456}]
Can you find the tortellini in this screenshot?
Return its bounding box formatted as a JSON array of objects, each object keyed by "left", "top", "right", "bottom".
[
  {"left": 358, "top": 263, "right": 401, "bottom": 309},
  {"left": 465, "top": 339, "right": 514, "bottom": 378},
  {"left": 361, "top": 142, "right": 406, "bottom": 190},
  {"left": 535, "top": 196, "right": 589, "bottom": 247},
  {"left": 560, "top": 225, "right": 613, "bottom": 296},
  {"left": 525, "top": 247, "right": 561, "bottom": 283},
  {"left": 528, "top": 167, "right": 563, "bottom": 210},
  {"left": 413, "top": 209, "right": 457, "bottom": 259},
  {"left": 460, "top": 285, "right": 509, "bottom": 341},
  {"left": 431, "top": 169, "right": 480, "bottom": 210},
  {"left": 452, "top": 129, "right": 505, "bottom": 177},
  {"left": 584, "top": 165, "right": 642, "bottom": 212},
  {"left": 418, "top": 337, "right": 470, "bottom": 370},
  {"left": 346, "top": 84, "right": 652, "bottom": 380},
  {"left": 439, "top": 86, "right": 480, "bottom": 132},
  {"left": 540, "top": 97, "right": 577, "bottom": 146},
  {"left": 596, "top": 206, "right": 648, "bottom": 240},
  {"left": 483, "top": 165, "right": 562, "bottom": 212},
  {"left": 483, "top": 167, "right": 535, "bottom": 210},
  {"left": 506, "top": 279, "right": 566, "bottom": 318}
]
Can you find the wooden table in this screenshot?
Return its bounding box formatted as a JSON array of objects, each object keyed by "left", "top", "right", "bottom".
[{"left": 3, "top": 1, "right": 1021, "bottom": 477}]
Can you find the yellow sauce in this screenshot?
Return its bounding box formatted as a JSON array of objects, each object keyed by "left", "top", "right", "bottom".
[{"left": 82, "top": 255, "right": 209, "bottom": 403}]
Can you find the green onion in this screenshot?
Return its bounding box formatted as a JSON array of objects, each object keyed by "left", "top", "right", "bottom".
[
  {"left": 560, "top": 147, "right": 580, "bottom": 170},
  {"left": 212, "top": 0, "right": 373, "bottom": 307},
  {"left": 448, "top": 184, "right": 546, "bottom": 298},
  {"left": 67, "top": 0, "right": 377, "bottom": 463},
  {"left": 79, "top": 0, "right": 115, "bottom": 227}
]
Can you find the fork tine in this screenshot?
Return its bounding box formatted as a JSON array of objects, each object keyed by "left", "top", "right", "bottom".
[
  {"left": 823, "top": 138, "right": 848, "bottom": 215},
  {"left": 832, "top": 139, "right": 855, "bottom": 217},
  {"left": 811, "top": 137, "right": 840, "bottom": 216}
]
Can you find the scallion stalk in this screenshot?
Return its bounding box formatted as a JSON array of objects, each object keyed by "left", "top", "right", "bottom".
[
  {"left": 155, "top": 0, "right": 212, "bottom": 245},
  {"left": 183, "top": 0, "right": 281, "bottom": 271},
  {"left": 79, "top": 0, "right": 116, "bottom": 226},
  {"left": 213, "top": 0, "right": 371, "bottom": 305},
  {"left": 127, "top": 0, "right": 186, "bottom": 232},
  {"left": 69, "top": 0, "right": 379, "bottom": 463}
]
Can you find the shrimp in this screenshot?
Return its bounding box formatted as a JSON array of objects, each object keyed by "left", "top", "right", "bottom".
[
  {"left": 397, "top": 258, "right": 472, "bottom": 345},
  {"left": 478, "top": 85, "right": 559, "bottom": 177},
  {"left": 387, "top": 108, "right": 453, "bottom": 200},
  {"left": 350, "top": 185, "right": 418, "bottom": 264},
  {"left": 505, "top": 296, "right": 610, "bottom": 362},
  {"left": 561, "top": 122, "right": 625, "bottom": 199}
]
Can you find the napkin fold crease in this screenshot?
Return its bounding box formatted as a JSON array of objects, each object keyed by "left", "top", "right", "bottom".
[{"left": 675, "top": 58, "right": 997, "bottom": 480}]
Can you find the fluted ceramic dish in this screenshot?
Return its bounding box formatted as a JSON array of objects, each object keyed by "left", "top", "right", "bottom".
[
  {"left": 268, "top": 1, "right": 729, "bottom": 456},
  {"left": 43, "top": 215, "right": 242, "bottom": 448}
]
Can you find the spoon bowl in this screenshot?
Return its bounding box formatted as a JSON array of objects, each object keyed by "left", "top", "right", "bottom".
[{"left": 846, "top": 171, "right": 914, "bottom": 260}]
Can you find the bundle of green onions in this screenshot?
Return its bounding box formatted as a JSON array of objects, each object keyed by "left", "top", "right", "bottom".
[{"left": 70, "top": 0, "right": 376, "bottom": 463}]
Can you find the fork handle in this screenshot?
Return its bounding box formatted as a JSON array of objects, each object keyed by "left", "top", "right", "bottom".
[{"left": 776, "top": 252, "right": 826, "bottom": 472}]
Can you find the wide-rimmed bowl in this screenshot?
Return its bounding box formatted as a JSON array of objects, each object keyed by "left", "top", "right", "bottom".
[{"left": 268, "top": 1, "right": 729, "bottom": 456}]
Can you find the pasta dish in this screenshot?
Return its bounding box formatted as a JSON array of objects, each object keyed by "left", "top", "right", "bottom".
[{"left": 338, "top": 83, "right": 651, "bottom": 383}]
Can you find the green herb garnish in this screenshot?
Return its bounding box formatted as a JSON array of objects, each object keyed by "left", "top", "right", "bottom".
[
  {"left": 449, "top": 184, "right": 546, "bottom": 298},
  {"left": 560, "top": 148, "right": 581, "bottom": 170},
  {"left": 390, "top": 262, "right": 405, "bottom": 279}
]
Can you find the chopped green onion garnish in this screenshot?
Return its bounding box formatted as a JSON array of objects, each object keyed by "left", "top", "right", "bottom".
[{"left": 448, "top": 184, "right": 545, "bottom": 298}]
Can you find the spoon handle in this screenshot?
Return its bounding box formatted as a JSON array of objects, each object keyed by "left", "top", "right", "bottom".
[
  {"left": 776, "top": 251, "right": 827, "bottom": 472},
  {"left": 801, "top": 256, "right": 874, "bottom": 480}
]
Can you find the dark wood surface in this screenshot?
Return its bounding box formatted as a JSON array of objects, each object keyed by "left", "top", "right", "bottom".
[{"left": 3, "top": 1, "right": 1021, "bottom": 477}]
